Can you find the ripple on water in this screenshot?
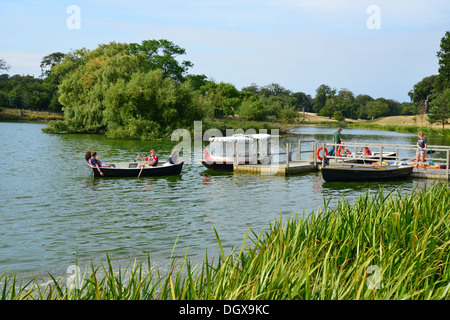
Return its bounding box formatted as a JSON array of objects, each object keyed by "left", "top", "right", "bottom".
[{"left": 0, "top": 122, "right": 444, "bottom": 277}]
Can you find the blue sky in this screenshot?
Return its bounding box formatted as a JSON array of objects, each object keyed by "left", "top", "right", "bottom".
[{"left": 0, "top": 0, "right": 449, "bottom": 102}]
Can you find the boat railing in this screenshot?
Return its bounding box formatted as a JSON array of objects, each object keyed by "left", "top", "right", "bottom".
[
  {"left": 229, "top": 139, "right": 450, "bottom": 178},
  {"left": 316, "top": 141, "right": 450, "bottom": 176}
]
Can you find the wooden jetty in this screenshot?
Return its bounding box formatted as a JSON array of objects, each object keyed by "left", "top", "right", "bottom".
[{"left": 231, "top": 140, "right": 450, "bottom": 180}]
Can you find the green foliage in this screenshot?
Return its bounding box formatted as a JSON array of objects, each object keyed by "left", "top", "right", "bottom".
[
  {"left": 408, "top": 75, "right": 437, "bottom": 104},
  {"left": 198, "top": 81, "right": 241, "bottom": 118},
  {"left": 128, "top": 39, "right": 193, "bottom": 82},
  {"left": 291, "top": 91, "right": 313, "bottom": 112},
  {"left": 0, "top": 74, "right": 61, "bottom": 111},
  {"left": 313, "top": 84, "right": 336, "bottom": 113},
  {"left": 45, "top": 40, "right": 203, "bottom": 139},
  {"left": 333, "top": 110, "right": 345, "bottom": 121},
  {"left": 278, "top": 105, "right": 299, "bottom": 123},
  {"left": 40, "top": 52, "right": 65, "bottom": 78},
  {"left": 185, "top": 74, "right": 208, "bottom": 90},
  {"left": 435, "top": 31, "right": 450, "bottom": 92},
  {"left": 238, "top": 96, "right": 267, "bottom": 121},
  {"left": 362, "top": 99, "right": 390, "bottom": 120},
  {"left": 427, "top": 88, "right": 450, "bottom": 129}
]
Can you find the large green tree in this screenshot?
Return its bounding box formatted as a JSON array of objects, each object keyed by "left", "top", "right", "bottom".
[
  {"left": 40, "top": 52, "right": 66, "bottom": 78},
  {"left": 44, "top": 40, "right": 202, "bottom": 139},
  {"left": 291, "top": 91, "right": 313, "bottom": 112},
  {"left": 128, "top": 39, "right": 193, "bottom": 82},
  {"left": 409, "top": 75, "right": 437, "bottom": 104},
  {"left": 365, "top": 99, "right": 390, "bottom": 120},
  {"left": 198, "top": 81, "right": 241, "bottom": 118},
  {"left": 427, "top": 88, "right": 450, "bottom": 129},
  {"left": 435, "top": 31, "right": 450, "bottom": 92},
  {"left": 318, "top": 89, "right": 356, "bottom": 119},
  {"left": 408, "top": 75, "right": 437, "bottom": 114},
  {"left": 313, "top": 84, "right": 336, "bottom": 114}
]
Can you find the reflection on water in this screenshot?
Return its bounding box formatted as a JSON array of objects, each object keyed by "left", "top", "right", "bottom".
[{"left": 0, "top": 122, "right": 446, "bottom": 279}]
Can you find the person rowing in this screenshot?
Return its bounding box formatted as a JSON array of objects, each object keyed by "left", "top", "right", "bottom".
[{"left": 136, "top": 149, "right": 159, "bottom": 167}]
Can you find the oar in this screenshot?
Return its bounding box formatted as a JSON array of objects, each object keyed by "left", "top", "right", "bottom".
[
  {"left": 137, "top": 164, "right": 145, "bottom": 179},
  {"left": 134, "top": 155, "right": 140, "bottom": 162}
]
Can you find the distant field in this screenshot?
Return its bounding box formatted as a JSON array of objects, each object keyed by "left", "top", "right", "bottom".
[
  {"left": 0, "top": 108, "right": 445, "bottom": 131},
  {"left": 0, "top": 108, "right": 64, "bottom": 121},
  {"left": 303, "top": 112, "right": 444, "bottom": 129}
]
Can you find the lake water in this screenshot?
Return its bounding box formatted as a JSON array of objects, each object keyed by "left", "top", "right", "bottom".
[{"left": 0, "top": 122, "right": 446, "bottom": 279}]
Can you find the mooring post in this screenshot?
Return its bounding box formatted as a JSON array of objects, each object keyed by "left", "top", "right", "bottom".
[
  {"left": 313, "top": 141, "right": 317, "bottom": 169},
  {"left": 395, "top": 146, "right": 399, "bottom": 165},
  {"left": 286, "top": 143, "right": 290, "bottom": 170},
  {"left": 447, "top": 149, "right": 449, "bottom": 179},
  {"left": 379, "top": 146, "right": 383, "bottom": 164},
  {"left": 233, "top": 141, "right": 238, "bottom": 168}
]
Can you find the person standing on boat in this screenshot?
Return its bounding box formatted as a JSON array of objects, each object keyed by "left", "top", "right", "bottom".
[
  {"left": 416, "top": 131, "right": 428, "bottom": 173},
  {"left": 330, "top": 127, "right": 343, "bottom": 156},
  {"left": 333, "top": 128, "right": 343, "bottom": 145}
]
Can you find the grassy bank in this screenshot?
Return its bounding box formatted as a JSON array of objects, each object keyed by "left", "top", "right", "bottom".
[
  {"left": 1, "top": 182, "right": 449, "bottom": 300},
  {"left": 302, "top": 112, "right": 450, "bottom": 136},
  {"left": 0, "top": 108, "right": 63, "bottom": 122},
  {"left": 3, "top": 108, "right": 446, "bottom": 137},
  {"left": 202, "top": 117, "right": 288, "bottom": 135},
  {"left": 348, "top": 122, "right": 450, "bottom": 136}
]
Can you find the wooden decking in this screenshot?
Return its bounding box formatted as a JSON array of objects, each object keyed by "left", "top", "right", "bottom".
[
  {"left": 233, "top": 161, "right": 315, "bottom": 175},
  {"left": 233, "top": 161, "right": 449, "bottom": 180},
  {"left": 230, "top": 140, "right": 450, "bottom": 180},
  {"left": 410, "top": 168, "right": 449, "bottom": 180}
]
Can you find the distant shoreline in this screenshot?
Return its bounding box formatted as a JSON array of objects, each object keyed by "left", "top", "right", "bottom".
[
  {"left": 0, "top": 108, "right": 63, "bottom": 122},
  {"left": 1, "top": 108, "right": 448, "bottom": 136}
]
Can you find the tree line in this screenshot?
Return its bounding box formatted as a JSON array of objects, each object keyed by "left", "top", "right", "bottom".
[
  {"left": 1, "top": 31, "right": 449, "bottom": 138},
  {"left": 408, "top": 31, "right": 450, "bottom": 129}
]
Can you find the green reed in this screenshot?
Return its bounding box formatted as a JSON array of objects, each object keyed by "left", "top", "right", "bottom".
[{"left": 1, "top": 183, "right": 449, "bottom": 300}]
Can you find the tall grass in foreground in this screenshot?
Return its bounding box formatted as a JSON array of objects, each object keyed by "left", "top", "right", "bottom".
[{"left": 1, "top": 183, "right": 449, "bottom": 300}]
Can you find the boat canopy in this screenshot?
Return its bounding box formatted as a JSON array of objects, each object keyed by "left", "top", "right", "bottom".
[
  {"left": 208, "top": 133, "right": 271, "bottom": 143},
  {"left": 209, "top": 136, "right": 253, "bottom": 143},
  {"left": 246, "top": 133, "right": 271, "bottom": 141}
]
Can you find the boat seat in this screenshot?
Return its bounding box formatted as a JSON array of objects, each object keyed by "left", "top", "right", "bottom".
[{"left": 128, "top": 163, "right": 138, "bottom": 168}]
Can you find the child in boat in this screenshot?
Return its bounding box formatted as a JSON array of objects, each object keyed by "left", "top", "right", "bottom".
[
  {"left": 86, "top": 151, "right": 114, "bottom": 174},
  {"left": 363, "top": 147, "right": 372, "bottom": 156},
  {"left": 137, "top": 149, "right": 159, "bottom": 167}
]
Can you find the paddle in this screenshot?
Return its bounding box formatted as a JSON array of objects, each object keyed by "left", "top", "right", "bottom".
[{"left": 137, "top": 164, "right": 145, "bottom": 179}]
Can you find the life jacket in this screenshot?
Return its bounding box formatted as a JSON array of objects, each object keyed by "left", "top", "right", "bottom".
[
  {"left": 145, "top": 155, "right": 158, "bottom": 166},
  {"left": 89, "top": 158, "right": 101, "bottom": 166}
]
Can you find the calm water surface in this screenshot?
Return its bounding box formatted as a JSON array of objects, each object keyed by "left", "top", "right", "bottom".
[{"left": 0, "top": 122, "right": 446, "bottom": 278}]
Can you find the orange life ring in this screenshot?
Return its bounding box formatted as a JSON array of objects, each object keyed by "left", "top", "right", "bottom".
[
  {"left": 316, "top": 146, "right": 328, "bottom": 160},
  {"left": 337, "top": 146, "right": 344, "bottom": 157}
]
